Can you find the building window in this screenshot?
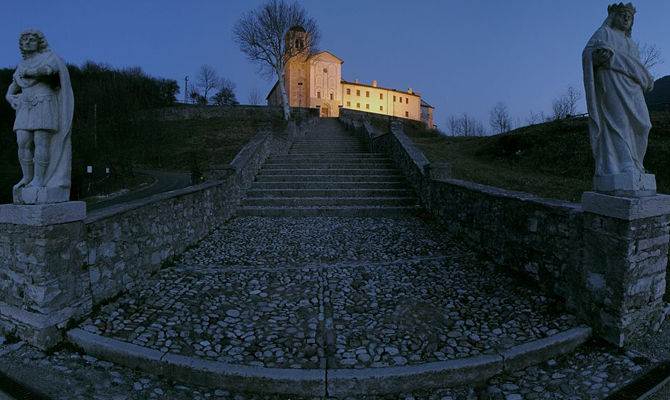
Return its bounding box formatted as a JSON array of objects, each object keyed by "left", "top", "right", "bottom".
[
  {"left": 347, "top": 88, "right": 351, "bottom": 95},
  {"left": 406, "top": 98, "right": 409, "bottom": 104},
  {"left": 380, "top": 106, "right": 383, "bottom": 111},
  {"left": 317, "top": 91, "right": 321, "bottom": 99},
  {"left": 366, "top": 91, "right": 370, "bottom": 98},
  {"left": 366, "top": 104, "right": 370, "bottom": 109},
  {"left": 356, "top": 102, "right": 360, "bottom": 108},
  {"left": 405, "top": 111, "right": 409, "bottom": 117},
  {"left": 379, "top": 93, "right": 383, "bottom": 100},
  {"left": 356, "top": 90, "right": 360, "bottom": 96},
  {"left": 393, "top": 95, "right": 396, "bottom": 102},
  {"left": 330, "top": 93, "right": 334, "bottom": 100},
  {"left": 346, "top": 101, "right": 351, "bottom": 106},
  {"left": 399, "top": 97, "right": 402, "bottom": 103}
]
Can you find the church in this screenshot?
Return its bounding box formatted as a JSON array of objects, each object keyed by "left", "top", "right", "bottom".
[{"left": 267, "top": 27, "right": 435, "bottom": 129}]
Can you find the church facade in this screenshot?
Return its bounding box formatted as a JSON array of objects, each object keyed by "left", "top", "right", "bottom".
[{"left": 266, "top": 30, "right": 435, "bottom": 129}]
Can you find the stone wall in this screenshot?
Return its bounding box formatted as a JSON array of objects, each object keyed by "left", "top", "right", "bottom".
[
  {"left": 0, "top": 110, "right": 319, "bottom": 348},
  {"left": 340, "top": 110, "right": 670, "bottom": 346},
  {"left": 140, "top": 105, "right": 316, "bottom": 122}
]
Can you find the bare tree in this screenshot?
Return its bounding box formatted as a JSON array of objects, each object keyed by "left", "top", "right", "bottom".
[
  {"left": 195, "top": 65, "right": 220, "bottom": 105},
  {"left": 446, "top": 113, "right": 486, "bottom": 136},
  {"left": 248, "top": 88, "right": 263, "bottom": 105},
  {"left": 526, "top": 110, "right": 546, "bottom": 126},
  {"left": 552, "top": 86, "right": 582, "bottom": 120},
  {"left": 489, "top": 102, "right": 512, "bottom": 134},
  {"left": 639, "top": 42, "right": 664, "bottom": 77},
  {"left": 233, "top": 0, "right": 320, "bottom": 120}
]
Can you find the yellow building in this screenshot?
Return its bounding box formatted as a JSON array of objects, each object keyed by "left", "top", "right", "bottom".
[{"left": 267, "top": 27, "right": 435, "bottom": 129}]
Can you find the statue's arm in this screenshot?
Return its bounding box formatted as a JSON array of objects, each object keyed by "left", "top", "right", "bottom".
[
  {"left": 5, "top": 81, "right": 20, "bottom": 110},
  {"left": 593, "top": 48, "right": 613, "bottom": 67},
  {"left": 23, "top": 64, "right": 55, "bottom": 78}
]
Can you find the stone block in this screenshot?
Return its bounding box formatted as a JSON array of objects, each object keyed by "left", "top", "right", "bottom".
[
  {"left": 0, "top": 201, "right": 86, "bottom": 226},
  {"left": 426, "top": 162, "right": 452, "bottom": 182},
  {"left": 593, "top": 172, "right": 656, "bottom": 197},
  {"left": 581, "top": 191, "right": 670, "bottom": 220},
  {"left": 13, "top": 186, "right": 71, "bottom": 205}
]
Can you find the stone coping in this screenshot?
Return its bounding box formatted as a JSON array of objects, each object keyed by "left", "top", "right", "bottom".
[
  {"left": 84, "top": 180, "right": 223, "bottom": 223},
  {"left": 67, "top": 326, "right": 591, "bottom": 396}
]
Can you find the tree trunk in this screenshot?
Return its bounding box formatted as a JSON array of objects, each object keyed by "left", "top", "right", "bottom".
[{"left": 277, "top": 68, "right": 291, "bottom": 120}]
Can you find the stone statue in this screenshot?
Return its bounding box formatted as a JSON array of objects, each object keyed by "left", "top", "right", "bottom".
[
  {"left": 582, "top": 3, "right": 656, "bottom": 196},
  {"left": 5, "top": 29, "right": 74, "bottom": 204}
]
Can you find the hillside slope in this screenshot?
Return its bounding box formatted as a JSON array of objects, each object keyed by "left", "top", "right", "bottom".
[{"left": 401, "top": 114, "right": 670, "bottom": 202}]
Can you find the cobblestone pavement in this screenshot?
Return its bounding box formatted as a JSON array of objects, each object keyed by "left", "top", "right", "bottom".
[
  {"left": 0, "top": 336, "right": 653, "bottom": 399},
  {"left": 2, "top": 215, "right": 661, "bottom": 398},
  {"left": 80, "top": 216, "right": 578, "bottom": 369}
]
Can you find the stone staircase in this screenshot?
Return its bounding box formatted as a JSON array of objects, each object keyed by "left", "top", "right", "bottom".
[{"left": 238, "top": 118, "right": 419, "bottom": 216}]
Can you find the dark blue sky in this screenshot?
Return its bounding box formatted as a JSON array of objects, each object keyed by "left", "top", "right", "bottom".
[{"left": 2, "top": 1, "right": 669, "bottom": 132}]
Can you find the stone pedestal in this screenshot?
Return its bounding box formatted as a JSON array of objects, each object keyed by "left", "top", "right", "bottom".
[
  {"left": 579, "top": 192, "right": 670, "bottom": 346},
  {"left": 0, "top": 201, "right": 89, "bottom": 349},
  {"left": 13, "top": 186, "right": 71, "bottom": 205},
  {"left": 594, "top": 172, "right": 657, "bottom": 197}
]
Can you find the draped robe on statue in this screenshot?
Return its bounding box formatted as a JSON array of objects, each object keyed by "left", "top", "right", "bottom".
[{"left": 582, "top": 23, "right": 654, "bottom": 177}]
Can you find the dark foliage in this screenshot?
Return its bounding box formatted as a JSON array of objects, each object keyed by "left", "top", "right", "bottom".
[
  {"left": 646, "top": 75, "right": 670, "bottom": 112},
  {"left": 0, "top": 62, "right": 178, "bottom": 203}
]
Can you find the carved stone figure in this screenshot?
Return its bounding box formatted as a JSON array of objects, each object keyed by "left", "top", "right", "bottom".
[
  {"left": 582, "top": 3, "right": 656, "bottom": 196},
  {"left": 5, "top": 29, "right": 74, "bottom": 204}
]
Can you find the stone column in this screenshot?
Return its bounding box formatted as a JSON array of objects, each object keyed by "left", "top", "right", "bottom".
[
  {"left": 579, "top": 192, "right": 670, "bottom": 346},
  {"left": 0, "top": 201, "right": 89, "bottom": 349}
]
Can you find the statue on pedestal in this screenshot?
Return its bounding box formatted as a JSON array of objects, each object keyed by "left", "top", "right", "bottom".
[
  {"left": 5, "top": 29, "right": 74, "bottom": 204},
  {"left": 582, "top": 3, "right": 656, "bottom": 196}
]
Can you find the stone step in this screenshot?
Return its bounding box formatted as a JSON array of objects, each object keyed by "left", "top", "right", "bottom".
[
  {"left": 293, "top": 139, "right": 361, "bottom": 143},
  {"left": 262, "top": 162, "right": 395, "bottom": 169},
  {"left": 251, "top": 181, "right": 410, "bottom": 190},
  {"left": 255, "top": 174, "right": 406, "bottom": 182},
  {"left": 241, "top": 197, "right": 417, "bottom": 207},
  {"left": 258, "top": 169, "right": 399, "bottom": 176},
  {"left": 290, "top": 147, "right": 368, "bottom": 152},
  {"left": 269, "top": 153, "right": 388, "bottom": 160},
  {"left": 246, "top": 188, "right": 414, "bottom": 198},
  {"left": 236, "top": 205, "right": 421, "bottom": 217}
]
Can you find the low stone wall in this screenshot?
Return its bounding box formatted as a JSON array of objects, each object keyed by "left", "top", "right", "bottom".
[
  {"left": 140, "top": 105, "right": 315, "bottom": 122},
  {"left": 0, "top": 110, "right": 318, "bottom": 348},
  {"left": 341, "top": 110, "right": 669, "bottom": 346}
]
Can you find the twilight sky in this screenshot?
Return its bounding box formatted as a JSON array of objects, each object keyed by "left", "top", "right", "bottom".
[{"left": 2, "top": 1, "right": 669, "bottom": 133}]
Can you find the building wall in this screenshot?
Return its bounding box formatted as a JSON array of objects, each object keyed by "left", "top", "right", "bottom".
[
  {"left": 268, "top": 47, "right": 427, "bottom": 123},
  {"left": 421, "top": 105, "right": 435, "bottom": 129},
  {"left": 341, "top": 82, "right": 421, "bottom": 121}
]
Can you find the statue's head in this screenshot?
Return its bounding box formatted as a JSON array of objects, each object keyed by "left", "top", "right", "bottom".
[
  {"left": 19, "top": 29, "right": 50, "bottom": 58},
  {"left": 606, "top": 3, "right": 636, "bottom": 37}
]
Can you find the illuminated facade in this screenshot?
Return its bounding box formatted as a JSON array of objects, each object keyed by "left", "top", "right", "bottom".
[{"left": 267, "top": 27, "right": 435, "bottom": 128}]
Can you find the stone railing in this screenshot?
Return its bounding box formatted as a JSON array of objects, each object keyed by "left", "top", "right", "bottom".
[
  {"left": 340, "top": 108, "right": 670, "bottom": 347},
  {"left": 0, "top": 109, "right": 319, "bottom": 348}
]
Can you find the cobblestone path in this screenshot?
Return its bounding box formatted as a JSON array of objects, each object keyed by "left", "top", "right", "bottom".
[{"left": 80, "top": 216, "right": 579, "bottom": 371}]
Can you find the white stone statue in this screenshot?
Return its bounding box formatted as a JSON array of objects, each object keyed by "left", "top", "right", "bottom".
[
  {"left": 5, "top": 29, "right": 74, "bottom": 204},
  {"left": 582, "top": 3, "right": 656, "bottom": 196}
]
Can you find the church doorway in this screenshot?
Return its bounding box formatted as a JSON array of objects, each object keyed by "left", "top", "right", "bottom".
[{"left": 320, "top": 103, "right": 330, "bottom": 117}]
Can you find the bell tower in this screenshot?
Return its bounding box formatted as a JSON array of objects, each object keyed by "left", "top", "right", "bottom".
[
  {"left": 284, "top": 26, "right": 310, "bottom": 108},
  {"left": 285, "top": 25, "right": 310, "bottom": 56}
]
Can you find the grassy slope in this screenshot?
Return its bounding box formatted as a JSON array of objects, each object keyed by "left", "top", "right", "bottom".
[
  {"left": 399, "top": 113, "right": 670, "bottom": 203},
  {"left": 132, "top": 116, "right": 286, "bottom": 172}
]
